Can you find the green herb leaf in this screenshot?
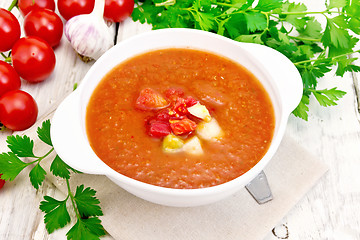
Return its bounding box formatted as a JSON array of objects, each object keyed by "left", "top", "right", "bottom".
[
  {"left": 299, "top": 17, "right": 322, "bottom": 39},
  {"left": 29, "top": 163, "right": 47, "bottom": 189},
  {"left": 244, "top": 12, "right": 267, "bottom": 32},
  {"left": 328, "top": 0, "right": 349, "bottom": 9},
  {"left": 67, "top": 217, "right": 105, "bottom": 240},
  {"left": 50, "top": 155, "right": 80, "bottom": 179},
  {"left": 0, "top": 152, "right": 32, "bottom": 181},
  {"left": 74, "top": 185, "right": 103, "bottom": 218},
  {"left": 39, "top": 196, "right": 71, "bottom": 234},
  {"left": 254, "top": 0, "right": 283, "bottom": 11},
  {"left": 322, "top": 18, "right": 352, "bottom": 49},
  {"left": 37, "top": 120, "right": 53, "bottom": 146},
  {"left": 235, "top": 34, "right": 263, "bottom": 44},
  {"left": 224, "top": 13, "right": 248, "bottom": 38},
  {"left": 6, "top": 135, "right": 36, "bottom": 158},
  {"left": 292, "top": 94, "right": 309, "bottom": 120},
  {"left": 280, "top": 2, "right": 308, "bottom": 30},
  {"left": 311, "top": 88, "right": 346, "bottom": 107}
]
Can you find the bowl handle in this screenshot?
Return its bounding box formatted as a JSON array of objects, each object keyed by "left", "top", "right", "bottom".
[
  {"left": 240, "top": 42, "right": 303, "bottom": 115},
  {"left": 50, "top": 91, "right": 110, "bottom": 175}
]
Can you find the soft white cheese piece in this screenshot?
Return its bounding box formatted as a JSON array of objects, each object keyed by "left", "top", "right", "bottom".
[
  {"left": 183, "top": 136, "right": 203, "bottom": 155},
  {"left": 187, "top": 102, "right": 211, "bottom": 122},
  {"left": 196, "top": 118, "right": 224, "bottom": 141}
]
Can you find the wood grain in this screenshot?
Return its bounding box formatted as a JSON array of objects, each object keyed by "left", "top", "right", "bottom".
[{"left": 1, "top": 1, "right": 360, "bottom": 239}]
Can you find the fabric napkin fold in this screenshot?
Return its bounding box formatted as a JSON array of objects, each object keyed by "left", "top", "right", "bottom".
[{"left": 24, "top": 109, "right": 328, "bottom": 240}]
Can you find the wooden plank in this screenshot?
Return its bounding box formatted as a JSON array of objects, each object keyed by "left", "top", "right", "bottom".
[{"left": 1, "top": 0, "right": 360, "bottom": 239}]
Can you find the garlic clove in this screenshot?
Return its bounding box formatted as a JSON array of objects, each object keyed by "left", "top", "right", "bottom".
[{"left": 64, "top": 0, "right": 115, "bottom": 60}]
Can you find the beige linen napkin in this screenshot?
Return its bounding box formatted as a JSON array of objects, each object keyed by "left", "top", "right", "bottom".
[{"left": 24, "top": 109, "right": 328, "bottom": 240}]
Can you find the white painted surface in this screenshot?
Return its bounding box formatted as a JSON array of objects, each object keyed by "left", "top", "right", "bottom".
[{"left": 0, "top": 1, "right": 360, "bottom": 239}]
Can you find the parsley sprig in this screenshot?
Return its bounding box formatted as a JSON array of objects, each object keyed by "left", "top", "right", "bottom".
[
  {"left": 0, "top": 120, "right": 105, "bottom": 240},
  {"left": 132, "top": 0, "right": 360, "bottom": 120}
]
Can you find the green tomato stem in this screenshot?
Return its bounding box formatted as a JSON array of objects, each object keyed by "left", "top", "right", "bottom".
[
  {"left": 8, "top": 0, "right": 18, "bottom": 11},
  {"left": 1, "top": 53, "right": 12, "bottom": 63}
]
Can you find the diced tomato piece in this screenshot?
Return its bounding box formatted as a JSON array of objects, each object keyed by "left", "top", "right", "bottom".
[
  {"left": 135, "top": 88, "right": 168, "bottom": 111},
  {"left": 184, "top": 96, "right": 198, "bottom": 107},
  {"left": 165, "top": 88, "right": 184, "bottom": 102},
  {"left": 156, "top": 109, "right": 171, "bottom": 122},
  {"left": 147, "top": 120, "right": 171, "bottom": 138},
  {"left": 170, "top": 118, "right": 197, "bottom": 135},
  {"left": 173, "top": 98, "right": 188, "bottom": 115}
]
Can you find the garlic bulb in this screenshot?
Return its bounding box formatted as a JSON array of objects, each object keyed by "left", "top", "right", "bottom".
[{"left": 64, "top": 0, "right": 115, "bottom": 60}]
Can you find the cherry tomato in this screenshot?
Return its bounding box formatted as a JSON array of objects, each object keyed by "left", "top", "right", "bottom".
[
  {"left": 12, "top": 37, "right": 56, "bottom": 83},
  {"left": 0, "top": 175, "right": 5, "bottom": 190},
  {"left": 24, "top": 9, "right": 63, "bottom": 47},
  {"left": 0, "top": 61, "right": 21, "bottom": 97},
  {"left": 58, "top": 0, "right": 95, "bottom": 21},
  {"left": 0, "top": 90, "right": 38, "bottom": 131},
  {"left": 104, "top": 0, "right": 134, "bottom": 23},
  {"left": 0, "top": 9, "right": 21, "bottom": 52},
  {"left": 18, "top": 0, "right": 56, "bottom": 16}
]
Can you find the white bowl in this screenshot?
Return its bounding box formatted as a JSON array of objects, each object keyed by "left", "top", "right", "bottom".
[{"left": 51, "top": 28, "right": 303, "bottom": 207}]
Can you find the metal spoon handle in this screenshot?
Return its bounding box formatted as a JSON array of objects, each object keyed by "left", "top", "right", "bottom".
[{"left": 245, "top": 171, "right": 273, "bottom": 204}]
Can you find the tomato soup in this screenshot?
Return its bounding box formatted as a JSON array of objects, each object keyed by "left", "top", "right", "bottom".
[{"left": 86, "top": 48, "right": 275, "bottom": 189}]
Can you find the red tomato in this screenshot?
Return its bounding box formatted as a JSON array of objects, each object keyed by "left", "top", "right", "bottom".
[
  {"left": 58, "top": 0, "right": 95, "bottom": 20},
  {"left": 0, "top": 9, "right": 21, "bottom": 52},
  {"left": 146, "top": 120, "right": 171, "bottom": 138},
  {"left": 0, "top": 175, "right": 5, "bottom": 190},
  {"left": 135, "top": 88, "right": 168, "bottom": 111},
  {"left": 24, "top": 9, "right": 63, "bottom": 47},
  {"left": 104, "top": 0, "right": 134, "bottom": 22},
  {"left": 0, "top": 61, "right": 21, "bottom": 97},
  {"left": 170, "top": 118, "right": 197, "bottom": 135},
  {"left": 0, "top": 90, "right": 38, "bottom": 131},
  {"left": 18, "top": 0, "right": 56, "bottom": 16},
  {"left": 11, "top": 37, "right": 56, "bottom": 83}
]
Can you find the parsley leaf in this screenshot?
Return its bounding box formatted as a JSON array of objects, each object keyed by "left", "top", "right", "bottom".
[
  {"left": 50, "top": 155, "right": 80, "bottom": 179},
  {"left": 67, "top": 217, "right": 105, "bottom": 240},
  {"left": 280, "top": 2, "right": 308, "bottom": 30},
  {"left": 0, "top": 152, "right": 31, "bottom": 181},
  {"left": 327, "top": 0, "right": 349, "bottom": 9},
  {"left": 0, "top": 119, "right": 105, "bottom": 239},
  {"left": 29, "top": 163, "right": 47, "bottom": 189},
  {"left": 37, "top": 120, "right": 53, "bottom": 146},
  {"left": 6, "top": 135, "right": 36, "bottom": 157},
  {"left": 299, "top": 17, "right": 322, "bottom": 39},
  {"left": 311, "top": 88, "right": 346, "bottom": 107},
  {"left": 235, "top": 34, "right": 263, "bottom": 44},
  {"left": 74, "top": 185, "right": 103, "bottom": 218},
  {"left": 224, "top": 13, "right": 248, "bottom": 38},
  {"left": 244, "top": 12, "right": 267, "bottom": 32},
  {"left": 322, "top": 18, "right": 352, "bottom": 50},
  {"left": 254, "top": 0, "right": 283, "bottom": 11},
  {"left": 40, "top": 196, "right": 71, "bottom": 234},
  {"left": 292, "top": 95, "right": 310, "bottom": 120},
  {"left": 190, "top": 1, "right": 216, "bottom": 31}
]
